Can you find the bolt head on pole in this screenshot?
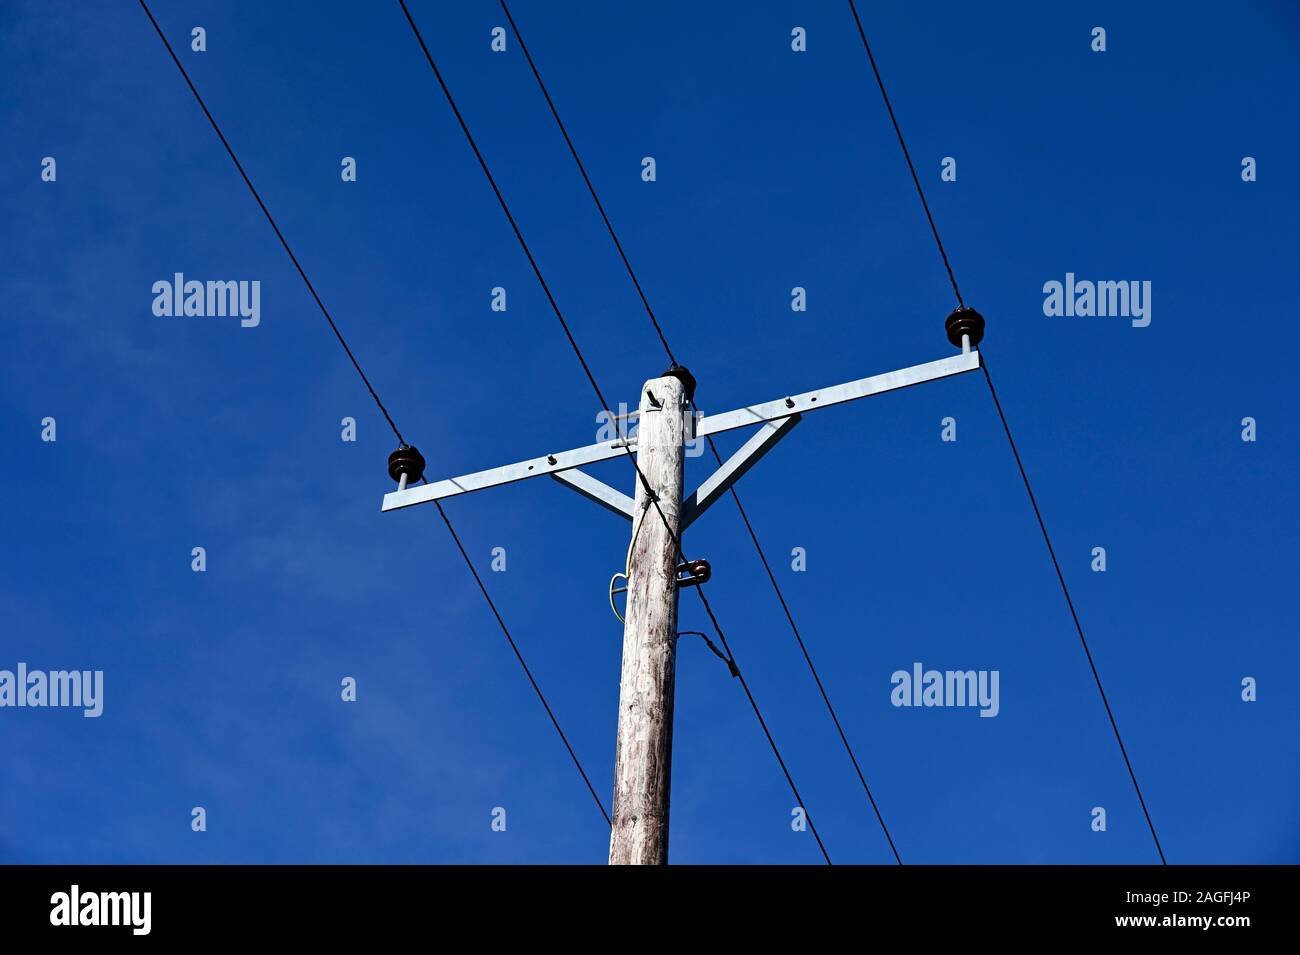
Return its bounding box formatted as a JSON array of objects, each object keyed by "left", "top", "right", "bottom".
[
  {"left": 387, "top": 445, "right": 426, "bottom": 484},
  {"left": 945, "top": 306, "right": 985, "bottom": 348},
  {"left": 661, "top": 365, "right": 696, "bottom": 403}
]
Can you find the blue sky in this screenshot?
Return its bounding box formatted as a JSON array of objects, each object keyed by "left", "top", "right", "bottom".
[{"left": 2, "top": 0, "right": 1297, "bottom": 864}]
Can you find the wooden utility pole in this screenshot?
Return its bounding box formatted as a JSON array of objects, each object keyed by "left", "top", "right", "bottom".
[
  {"left": 378, "top": 332, "right": 984, "bottom": 865},
  {"left": 607, "top": 373, "right": 686, "bottom": 865}
]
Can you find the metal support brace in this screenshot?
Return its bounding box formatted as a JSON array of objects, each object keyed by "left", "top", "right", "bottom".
[
  {"left": 681, "top": 415, "right": 801, "bottom": 529},
  {"left": 551, "top": 469, "right": 636, "bottom": 520}
]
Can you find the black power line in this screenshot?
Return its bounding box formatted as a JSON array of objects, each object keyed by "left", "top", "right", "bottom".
[
  {"left": 845, "top": 0, "right": 963, "bottom": 309},
  {"left": 499, "top": 0, "right": 899, "bottom": 864},
  {"left": 397, "top": 0, "right": 655, "bottom": 527},
  {"left": 136, "top": 0, "right": 406, "bottom": 446},
  {"left": 842, "top": 0, "right": 1166, "bottom": 863},
  {"left": 496, "top": 0, "right": 679, "bottom": 369},
  {"left": 690, "top": 581, "right": 832, "bottom": 864},
  {"left": 980, "top": 359, "right": 1166, "bottom": 863},
  {"left": 432, "top": 498, "right": 610, "bottom": 825},
  {"left": 398, "top": 0, "right": 831, "bottom": 864},
  {"left": 718, "top": 482, "right": 901, "bottom": 863},
  {"left": 137, "top": 0, "right": 610, "bottom": 829}
]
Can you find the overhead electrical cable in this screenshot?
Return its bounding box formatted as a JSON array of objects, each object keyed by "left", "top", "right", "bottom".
[
  {"left": 842, "top": 0, "right": 1166, "bottom": 863},
  {"left": 499, "top": 0, "right": 901, "bottom": 865},
  {"left": 138, "top": 0, "right": 610, "bottom": 828},
  {"left": 398, "top": 0, "right": 831, "bottom": 864}
]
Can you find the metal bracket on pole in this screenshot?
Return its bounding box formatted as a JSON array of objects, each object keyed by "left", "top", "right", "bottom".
[
  {"left": 681, "top": 415, "right": 801, "bottom": 530},
  {"left": 550, "top": 469, "right": 636, "bottom": 520}
]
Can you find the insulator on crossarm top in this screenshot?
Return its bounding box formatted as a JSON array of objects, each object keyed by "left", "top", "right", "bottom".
[
  {"left": 661, "top": 364, "right": 697, "bottom": 403},
  {"left": 945, "top": 306, "right": 985, "bottom": 351},
  {"left": 387, "top": 445, "right": 426, "bottom": 489}
]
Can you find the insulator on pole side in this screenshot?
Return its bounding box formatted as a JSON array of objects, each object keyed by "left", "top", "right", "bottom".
[{"left": 676, "top": 558, "right": 711, "bottom": 588}]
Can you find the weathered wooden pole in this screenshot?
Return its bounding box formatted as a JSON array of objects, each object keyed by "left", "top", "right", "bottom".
[{"left": 608, "top": 372, "right": 687, "bottom": 865}]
